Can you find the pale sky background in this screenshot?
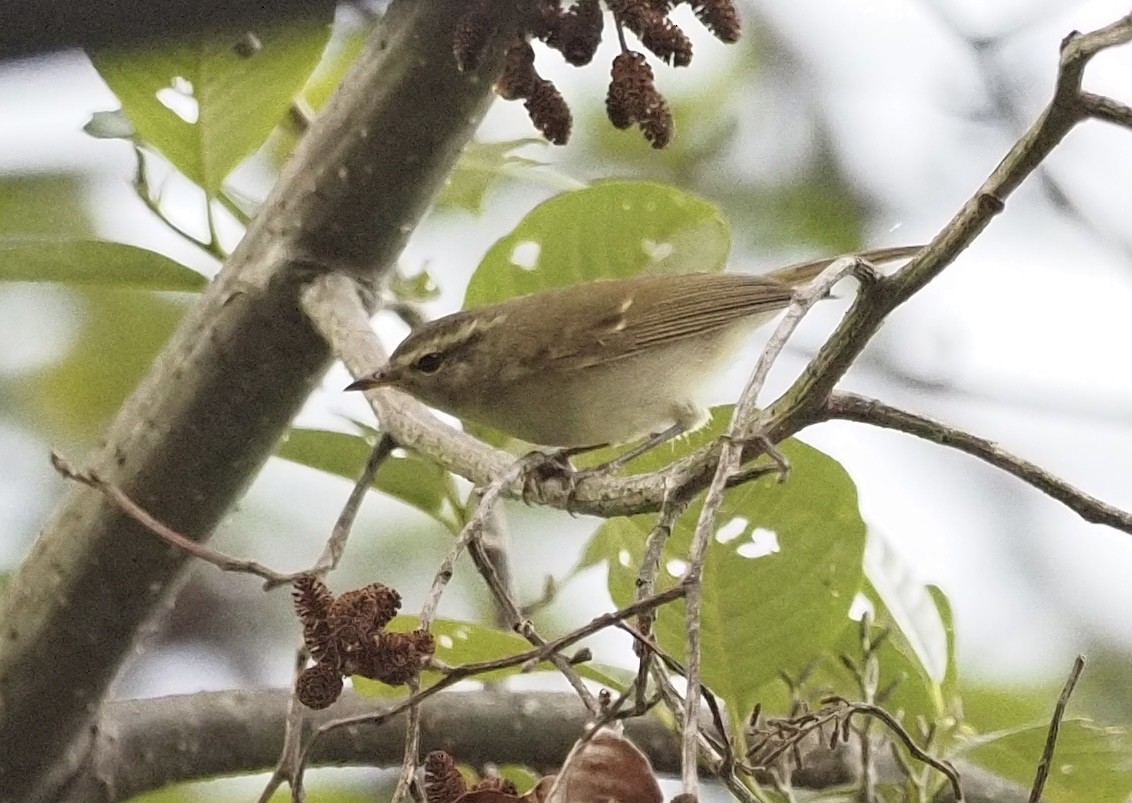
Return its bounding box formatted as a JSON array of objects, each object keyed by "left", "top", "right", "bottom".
[{"left": 1, "top": 0, "right": 1131, "bottom": 707}]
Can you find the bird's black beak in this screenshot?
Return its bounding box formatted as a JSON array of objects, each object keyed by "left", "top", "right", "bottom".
[{"left": 344, "top": 370, "right": 389, "bottom": 392}]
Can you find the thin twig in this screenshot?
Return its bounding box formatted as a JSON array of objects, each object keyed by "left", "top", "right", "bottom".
[
  {"left": 422, "top": 454, "right": 600, "bottom": 711},
  {"left": 308, "top": 433, "right": 397, "bottom": 581},
  {"left": 51, "top": 452, "right": 298, "bottom": 587},
  {"left": 256, "top": 649, "right": 310, "bottom": 803},
  {"left": 617, "top": 622, "right": 733, "bottom": 763},
  {"left": 632, "top": 487, "right": 688, "bottom": 712},
  {"left": 469, "top": 514, "right": 599, "bottom": 711},
  {"left": 466, "top": 488, "right": 518, "bottom": 629},
  {"left": 1080, "top": 92, "right": 1132, "bottom": 130},
  {"left": 391, "top": 680, "right": 423, "bottom": 803},
  {"left": 1028, "top": 655, "right": 1086, "bottom": 803},
  {"left": 292, "top": 584, "right": 687, "bottom": 779},
  {"left": 418, "top": 458, "right": 527, "bottom": 627},
  {"left": 824, "top": 698, "right": 965, "bottom": 803},
  {"left": 399, "top": 459, "right": 534, "bottom": 803},
  {"left": 677, "top": 255, "right": 870, "bottom": 797},
  {"left": 647, "top": 662, "right": 764, "bottom": 803},
  {"left": 822, "top": 392, "right": 1132, "bottom": 535}
]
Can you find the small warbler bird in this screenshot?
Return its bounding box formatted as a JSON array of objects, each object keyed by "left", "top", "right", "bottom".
[{"left": 346, "top": 246, "right": 920, "bottom": 456}]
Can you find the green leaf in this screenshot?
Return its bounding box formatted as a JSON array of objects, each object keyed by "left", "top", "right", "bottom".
[
  {"left": 299, "top": 26, "right": 367, "bottom": 111},
  {"left": 464, "top": 180, "right": 731, "bottom": 308},
  {"left": 275, "top": 428, "right": 462, "bottom": 533},
  {"left": 960, "top": 682, "right": 1069, "bottom": 735},
  {"left": 26, "top": 289, "right": 185, "bottom": 440},
  {"left": 0, "top": 239, "right": 207, "bottom": 290},
  {"left": 89, "top": 13, "right": 334, "bottom": 191},
  {"left": 958, "top": 720, "right": 1132, "bottom": 803},
  {"left": 437, "top": 139, "right": 583, "bottom": 214},
  {"left": 352, "top": 616, "right": 622, "bottom": 697},
  {"left": 582, "top": 417, "right": 867, "bottom": 734},
  {"left": 0, "top": 175, "right": 93, "bottom": 238},
  {"left": 844, "top": 532, "right": 958, "bottom": 720},
  {"left": 816, "top": 581, "right": 951, "bottom": 726}
]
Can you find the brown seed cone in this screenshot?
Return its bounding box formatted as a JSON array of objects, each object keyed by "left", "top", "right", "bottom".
[
  {"left": 605, "top": 50, "right": 673, "bottom": 147},
  {"left": 356, "top": 629, "right": 437, "bottom": 686},
  {"left": 607, "top": 0, "right": 692, "bottom": 66},
  {"left": 638, "top": 17, "right": 692, "bottom": 66},
  {"left": 689, "top": 0, "right": 740, "bottom": 42},
  {"left": 295, "top": 662, "right": 344, "bottom": 710},
  {"left": 543, "top": 0, "right": 603, "bottom": 66},
  {"left": 606, "top": 50, "right": 653, "bottom": 127},
  {"left": 497, "top": 41, "right": 539, "bottom": 100},
  {"left": 291, "top": 574, "right": 336, "bottom": 665},
  {"left": 525, "top": 79, "right": 572, "bottom": 145},
  {"left": 424, "top": 751, "right": 467, "bottom": 803},
  {"left": 328, "top": 582, "right": 401, "bottom": 644},
  {"left": 453, "top": 0, "right": 502, "bottom": 71}
]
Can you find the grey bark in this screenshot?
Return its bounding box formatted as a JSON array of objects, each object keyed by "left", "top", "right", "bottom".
[
  {"left": 74, "top": 689, "right": 1032, "bottom": 802},
  {"left": 0, "top": 2, "right": 520, "bottom": 799}
]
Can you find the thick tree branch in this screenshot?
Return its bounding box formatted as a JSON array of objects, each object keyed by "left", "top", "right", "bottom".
[
  {"left": 0, "top": 2, "right": 524, "bottom": 799},
  {"left": 823, "top": 392, "right": 1132, "bottom": 534},
  {"left": 72, "top": 689, "right": 1028, "bottom": 803}
]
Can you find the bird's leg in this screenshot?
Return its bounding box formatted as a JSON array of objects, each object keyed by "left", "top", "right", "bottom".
[
  {"left": 516, "top": 444, "right": 607, "bottom": 507},
  {"left": 584, "top": 422, "right": 687, "bottom": 476},
  {"left": 517, "top": 423, "right": 687, "bottom": 510},
  {"left": 727, "top": 432, "right": 791, "bottom": 483}
]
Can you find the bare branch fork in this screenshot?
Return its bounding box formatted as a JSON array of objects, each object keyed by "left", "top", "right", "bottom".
[{"left": 308, "top": 15, "right": 1132, "bottom": 536}]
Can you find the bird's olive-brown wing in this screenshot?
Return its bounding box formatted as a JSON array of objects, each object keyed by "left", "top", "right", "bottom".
[{"left": 524, "top": 273, "right": 794, "bottom": 370}]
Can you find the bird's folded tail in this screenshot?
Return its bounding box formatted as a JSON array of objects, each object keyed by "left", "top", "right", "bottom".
[{"left": 763, "top": 244, "right": 924, "bottom": 288}]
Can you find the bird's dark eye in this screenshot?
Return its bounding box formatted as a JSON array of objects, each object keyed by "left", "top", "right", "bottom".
[{"left": 412, "top": 352, "right": 444, "bottom": 374}]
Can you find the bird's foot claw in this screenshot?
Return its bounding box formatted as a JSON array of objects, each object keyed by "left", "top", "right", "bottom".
[{"left": 516, "top": 449, "right": 579, "bottom": 508}]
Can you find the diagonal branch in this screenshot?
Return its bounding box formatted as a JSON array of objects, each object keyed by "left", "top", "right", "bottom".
[
  {"left": 822, "top": 392, "right": 1132, "bottom": 534},
  {"left": 742, "top": 13, "right": 1132, "bottom": 492}
]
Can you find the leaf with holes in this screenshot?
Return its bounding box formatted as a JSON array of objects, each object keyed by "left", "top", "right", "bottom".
[
  {"left": 463, "top": 180, "right": 730, "bottom": 308},
  {"left": 581, "top": 417, "right": 866, "bottom": 735},
  {"left": 89, "top": 12, "right": 333, "bottom": 191}
]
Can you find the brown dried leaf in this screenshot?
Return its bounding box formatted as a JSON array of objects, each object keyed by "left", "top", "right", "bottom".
[{"left": 544, "top": 727, "right": 663, "bottom": 803}]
